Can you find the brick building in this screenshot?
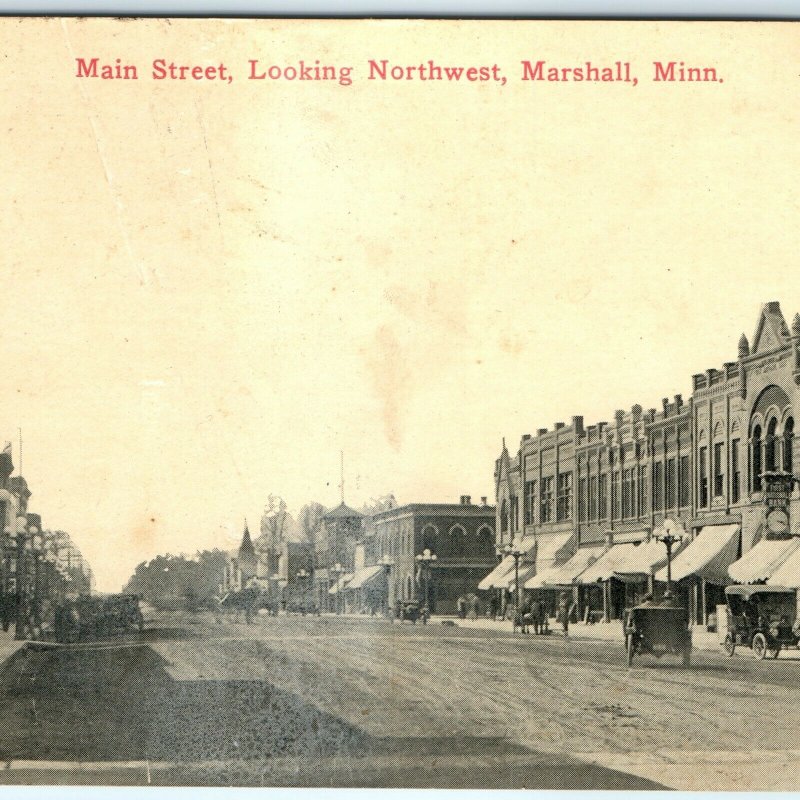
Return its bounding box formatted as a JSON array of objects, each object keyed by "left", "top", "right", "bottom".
[
  {"left": 492, "top": 301, "right": 800, "bottom": 624},
  {"left": 370, "top": 496, "right": 496, "bottom": 615}
]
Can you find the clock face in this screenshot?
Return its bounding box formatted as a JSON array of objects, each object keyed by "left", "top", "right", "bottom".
[{"left": 767, "top": 508, "right": 790, "bottom": 534}]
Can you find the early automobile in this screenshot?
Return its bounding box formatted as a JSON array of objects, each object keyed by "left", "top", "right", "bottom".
[
  {"left": 623, "top": 593, "right": 692, "bottom": 667},
  {"left": 722, "top": 584, "right": 798, "bottom": 659},
  {"left": 395, "top": 599, "right": 429, "bottom": 624}
]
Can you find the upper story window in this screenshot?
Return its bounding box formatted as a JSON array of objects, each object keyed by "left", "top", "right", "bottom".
[
  {"left": 524, "top": 480, "right": 536, "bottom": 526},
  {"left": 751, "top": 425, "right": 762, "bottom": 492},
  {"left": 540, "top": 477, "right": 555, "bottom": 523},
  {"left": 698, "top": 447, "right": 709, "bottom": 507},
  {"left": 557, "top": 472, "right": 573, "bottom": 521},
  {"left": 765, "top": 417, "right": 778, "bottom": 472},
  {"left": 783, "top": 417, "right": 794, "bottom": 474},
  {"left": 653, "top": 462, "right": 664, "bottom": 511}
]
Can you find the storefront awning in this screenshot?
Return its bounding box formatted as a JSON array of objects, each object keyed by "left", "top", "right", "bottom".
[
  {"left": 768, "top": 543, "right": 800, "bottom": 588},
  {"left": 478, "top": 556, "right": 516, "bottom": 590},
  {"left": 328, "top": 573, "right": 354, "bottom": 595},
  {"left": 526, "top": 546, "right": 606, "bottom": 588},
  {"left": 654, "top": 524, "right": 740, "bottom": 585},
  {"left": 534, "top": 531, "right": 574, "bottom": 570},
  {"left": 578, "top": 538, "right": 668, "bottom": 583},
  {"left": 347, "top": 564, "right": 384, "bottom": 590},
  {"left": 728, "top": 537, "right": 800, "bottom": 584},
  {"left": 477, "top": 536, "right": 537, "bottom": 590}
]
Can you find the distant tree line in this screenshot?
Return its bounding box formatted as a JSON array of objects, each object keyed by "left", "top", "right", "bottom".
[{"left": 123, "top": 550, "right": 229, "bottom": 610}]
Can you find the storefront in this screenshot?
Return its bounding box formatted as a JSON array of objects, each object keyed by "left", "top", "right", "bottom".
[
  {"left": 345, "top": 564, "right": 386, "bottom": 614},
  {"left": 654, "top": 524, "right": 741, "bottom": 625},
  {"left": 577, "top": 538, "right": 674, "bottom": 621},
  {"left": 520, "top": 531, "right": 574, "bottom": 617},
  {"left": 477, "top": 536, "right": 536, "bottom": 615}
]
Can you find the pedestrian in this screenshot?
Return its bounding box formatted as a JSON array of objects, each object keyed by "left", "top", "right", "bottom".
[
  {"left": 531, "top": 598, "right": 542, "bottom": 635},
  {"left": 488, "top": 595, "right": 498, "bottom": 621},
  {"left": 468, "top": 594, "right": 479, "bottom": 621},
  {"left": 457, "top": 594, "right": 467, "bottom": 620},
  {"left": 557, "top": 592, "right": 574, "bottom": 637}
]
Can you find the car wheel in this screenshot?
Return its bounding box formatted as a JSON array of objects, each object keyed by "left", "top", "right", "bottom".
[
  {"left": 723, "top": 633, "right": 736, "bottom": 657},
  {"left": 752, "top": 632, "right": 768, "bottom": 660}
]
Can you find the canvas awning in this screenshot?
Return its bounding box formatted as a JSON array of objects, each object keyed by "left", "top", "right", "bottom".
[
  {"left": 328, "top": 573, "right": 353, "bottom": 595},
  {"left": 728, "top": 537, "right": 800, "bottom": 584},
  {"left": 534, "top": 531, "right": 574, "bottom": 569},
  {"left": 527, "top": 546, "right": 606, "bottom": 588},
  {"left": 578, "top": 538, "right": 667, "bottom": 583},
  {"left": 768, "top": 543, "right": 800, "bottom": 588},
  {"left": 654, "top": 524, "right": 740, "bottom": 585},
  {"left": 477, "top": 536, "right": 537, "bottom": 590},
  {"left": 347, "top": 564, "right": 384, "bottom": 590}
]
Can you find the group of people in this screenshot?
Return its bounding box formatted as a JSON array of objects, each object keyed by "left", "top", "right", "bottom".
[
  {"left": 518, "top": 592, "right": 575, "bottom": 636},
  {"left": 456, "top": 594, "right": 481, "bottom": 621}
]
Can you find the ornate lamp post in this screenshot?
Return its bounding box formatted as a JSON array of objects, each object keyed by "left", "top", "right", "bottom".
[
  {"left": 655, "top": 523, "right": 685, "bottom": 597},
  {"left": 296, "top": 568, "right": 309, "bottom": 615},
  {"left": 7, "top": 514, "right": 39, "bottom": 640},
  {"left": 504, "top": 539, "right": 523, "bottom": 627},
  {"left": 415, "top": 548, "right": 437, "bottom": 612}
]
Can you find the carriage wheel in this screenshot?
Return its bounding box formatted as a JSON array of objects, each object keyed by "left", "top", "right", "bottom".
[
  {"left": 723, "top": 633, "right": 736, "bottom": 657},
  {"left": 627, "top": 635, "right": 635, "bottom": 667},
  {"left": 752, "top": 632, "right": 768, "bottom": 660}
]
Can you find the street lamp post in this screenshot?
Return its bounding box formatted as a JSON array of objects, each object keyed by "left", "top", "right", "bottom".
[
  {"left": 415, "top": 548, "right": 437, "bottom": 612},
  {"left": 7, "top": 514, "right": 39, "bottom": 641},
  {"left": 296, "top": 569, "right": 309, "bottom": 615},
  {"left": 504, "top": 539, "right": 523, "bottom": 629},
  {"left": 655, "top": 524, "right": 684, "bottom": 597}
]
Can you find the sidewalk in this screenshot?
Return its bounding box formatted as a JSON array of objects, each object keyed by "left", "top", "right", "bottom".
[{"left": 428, "top": 615, "right": 723, "bottom": 651}]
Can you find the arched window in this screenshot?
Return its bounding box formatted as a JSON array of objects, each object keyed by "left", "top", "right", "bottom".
[
  {"left": 421, "top": 524, "right": 437, "bottom": 552},
  {"left": 752, "top": 424, "right": 762, "bottom": 492},
  {"left": 500, "top": 499, "right": 508, "bottom": 534},
  {"left": 476, "top": 524, "right": 494, "bottom": 552},
  {"left": 784, "top": 417, "right": 795, "bottom": 474},
  {"left": 766, "top": 418, "right": 778, "bottom": 472}
]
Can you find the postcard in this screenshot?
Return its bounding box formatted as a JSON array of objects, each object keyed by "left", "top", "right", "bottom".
[{"left": 0, "top": 17, "right": 799, "bottom": 790}]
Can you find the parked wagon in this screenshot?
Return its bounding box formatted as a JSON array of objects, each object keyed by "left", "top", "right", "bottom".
[
  {"left": 54, "top": 593, "right": 144, "bottom": 643},
  {"left": 722, "top": 585, "right": 799, "bottom": 659},
  {"left": 623, "top": 594, "right": 692, "bottom": 667}
]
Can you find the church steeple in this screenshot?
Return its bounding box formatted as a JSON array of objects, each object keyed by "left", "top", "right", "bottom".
[{"left": 238, "top": 518, "right": 257, "bottom": 578}]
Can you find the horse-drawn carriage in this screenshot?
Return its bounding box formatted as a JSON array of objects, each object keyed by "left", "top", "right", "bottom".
[{"left": 54, "top": 593, "right": 144, "bottom": 643}]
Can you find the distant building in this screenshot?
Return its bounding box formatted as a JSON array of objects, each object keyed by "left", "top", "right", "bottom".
[
  {"left": 315, "top": 502, "right": 363, "bottom": 612},
  {"left": 370, "top": 496, "right": 496, "bottom": 615}
]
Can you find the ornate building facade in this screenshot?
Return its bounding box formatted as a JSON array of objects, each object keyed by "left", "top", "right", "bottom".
[{"left": 492, "top": 302, "right": 800, "bottom": 624}]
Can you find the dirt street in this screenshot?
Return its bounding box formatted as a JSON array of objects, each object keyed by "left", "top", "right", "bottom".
[{"left": 2, "top": 612, "right": 799, "bottom": 788}]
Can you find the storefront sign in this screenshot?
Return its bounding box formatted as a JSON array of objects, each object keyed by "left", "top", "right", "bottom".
[{"left": 762, "top": 471, "right": 794, "bottom": 539}]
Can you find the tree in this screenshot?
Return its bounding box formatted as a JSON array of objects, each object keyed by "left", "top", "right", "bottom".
[
  {"left": 297, "top": 502, "right": 325, "bottom": 549},
  {"left": 259, "top": 494, "right": 291, "bottom": 552}
]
